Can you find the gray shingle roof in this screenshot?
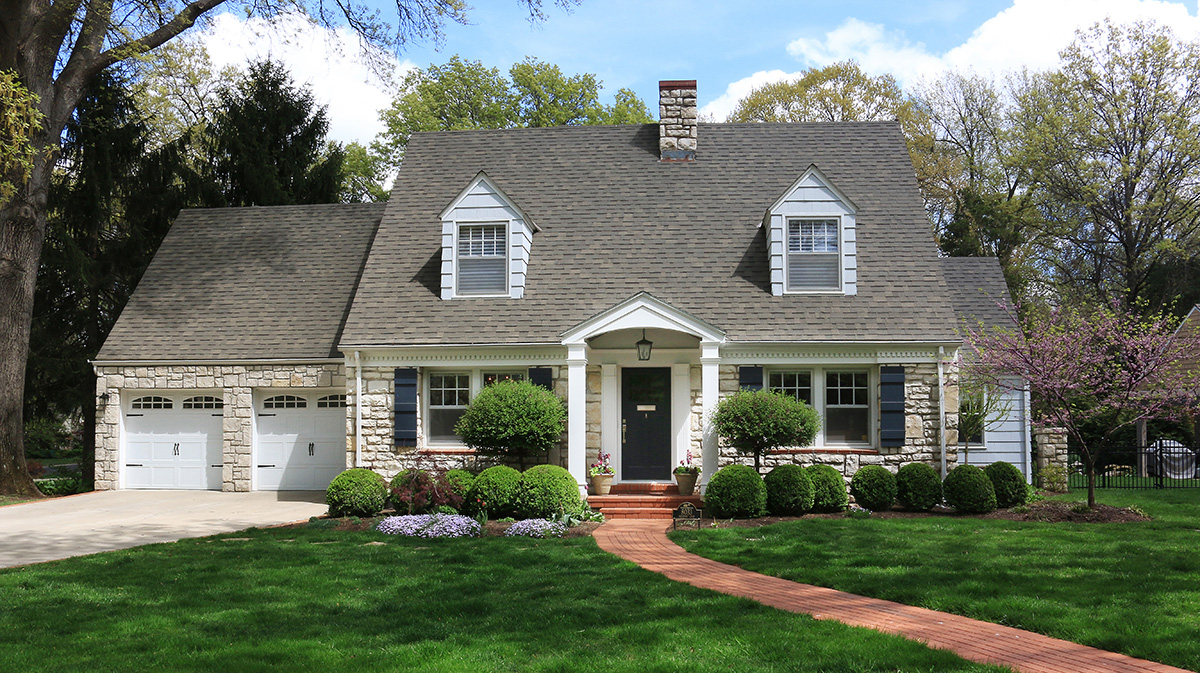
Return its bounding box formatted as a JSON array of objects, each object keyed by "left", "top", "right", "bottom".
[
  {"left": 97, "top": 203, "right": 383, "bottom": 361},
  {"left": 342, "top": 122, "right": 960, "bottom": 346},
  {"left": 939, "top": 257, "right": 1014, "bottom": 330}
]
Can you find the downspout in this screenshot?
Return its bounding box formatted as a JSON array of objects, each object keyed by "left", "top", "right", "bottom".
[
  {"left": 354, "top": 350, "right": 363, "bottom": 468},
  {"left": 938, "top": 346, "right": 947, "bottom": 478}
]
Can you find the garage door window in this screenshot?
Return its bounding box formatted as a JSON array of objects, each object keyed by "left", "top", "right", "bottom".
[
  {"left": 264, "top": 395, "right": 306, "bottom": 409},
  {"left": 317, "top": 394, "right": 347, "bottom": 408},
  {"left": 183, "top": 395, "right": 223, "bottom": 409},
  {"left": 131, "top": 396, "right": 172, "bottom": 409}
]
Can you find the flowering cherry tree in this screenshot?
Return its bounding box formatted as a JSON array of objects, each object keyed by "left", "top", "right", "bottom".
[{"left": 964, "top": 302, "right": 1200, "bottom": 507}]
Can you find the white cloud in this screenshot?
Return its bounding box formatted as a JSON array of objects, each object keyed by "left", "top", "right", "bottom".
[
  {"left": 708, "top": 0, "right": 1200, "bottom": 120},
  {"left": 196, "top": 12, "right": 413, "bottom": 146}
]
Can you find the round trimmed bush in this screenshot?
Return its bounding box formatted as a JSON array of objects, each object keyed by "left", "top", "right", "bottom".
[
  {"left": 444, "top": 468, "right": 475, "bottom": 501},
  {"left": 763, "top": 464, "right": 814, "bottom": 515},
  {"left": 455, "top": 380, "right": 566, "bottom": 470},
  {"left": 705, "top": 464, "right": 767, "bottom": 518},
  {"left": 850, "top": 465, "right": 897, "bottom": 512},
  {"left": 465, "top": 465, "right": 522, "bottom": 517},
  {"left": 325, "top": 468, "right": 387, "bottom": 517},
  {"left": 943, "top": 464, "right": 997, "bottom": 514},
  {"left": 517, "top": 464, "right": 582, "bottom": 518},
  {"left": 896, "top": 462, "right": 942, "bottom": 511},
  {"left": 985, "top": 461, "right": 1027, "bottom": 508},
  {"left": 804, "top": 464, "right": 849, "bottom": 512}
]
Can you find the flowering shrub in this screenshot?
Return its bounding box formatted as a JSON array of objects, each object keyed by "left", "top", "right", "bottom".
[
  {"left": 504, "top": 519, "right": 568, "bottom": 538},
  {"left": 375, "top": 513, "right": 481, "bottom": 538},
  {"left": 847, "top": 504, "right": 872, "bottom": 519}
]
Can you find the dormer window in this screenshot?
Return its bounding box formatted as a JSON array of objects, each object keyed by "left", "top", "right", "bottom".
[
  {"left": 457, "top": 223, "right": 507, "bottom": 295},
  {"left": 765, "top": 166, "right": 857, "bottom": 296}
]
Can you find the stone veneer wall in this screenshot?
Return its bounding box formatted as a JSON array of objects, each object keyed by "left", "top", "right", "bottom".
[
  {"left": 354, "top": 365, "right": 569, "bottom": 480},
  {"left": 94, "top": 363, "right": 346, "bottom": 492},
  {"left": 710, "top": 362, "right": 960, "bottom": 481},
  {"left": 1033, "top": 427, "right": 1069, "bottom": 491}
]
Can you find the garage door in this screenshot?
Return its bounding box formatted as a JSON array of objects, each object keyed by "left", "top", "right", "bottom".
[
  {"left": 255, "top": 393, "right": 347, "bottom": 490},
  {"left": 124, "top": 394, "right": 223, "bottom": 490}
]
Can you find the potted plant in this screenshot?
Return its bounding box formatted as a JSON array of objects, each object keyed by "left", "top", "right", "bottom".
[
  {"left": 673, "top": 450, "right": 700, "bottom": 496},
  {"left": 588, "top": 452, "right": 614, "bottom": 495}
]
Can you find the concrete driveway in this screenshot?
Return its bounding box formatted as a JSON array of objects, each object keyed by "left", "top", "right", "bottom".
[{"left": 0, "top": 490, "right": 328, "bottom": 568}]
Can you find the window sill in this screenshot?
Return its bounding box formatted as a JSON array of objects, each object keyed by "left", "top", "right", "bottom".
[
  {"left": 418, "top": 447, "right": 478, "bottom": 455},
  {"left": 769, "top": 447, "right": 879, "bottom": 456}
]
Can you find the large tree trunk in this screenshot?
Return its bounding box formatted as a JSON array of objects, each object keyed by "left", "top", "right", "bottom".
[{"left": 0, "top": 148, "right": 52, "bottom": 496}]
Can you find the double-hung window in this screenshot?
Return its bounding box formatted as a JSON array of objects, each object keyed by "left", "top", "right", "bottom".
[
  {"left": 768, "top": 371, "right": 812, "bottom": 405},
  {"left": 825, "top": 371, "right": 869, "bottom": 443},
  {"left": 786, "top": 218, "right": 839, "bottom": 291},
  {"left": 427, "top": 370, "right": 527, "bottom": 443},
  {"left": 457, "top": 224, "right": 507, "bottom": 295}
]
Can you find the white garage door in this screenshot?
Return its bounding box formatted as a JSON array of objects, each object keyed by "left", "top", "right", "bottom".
[
  {"left": 255, "top": 393, "right": 347, "bottom": 491},
  {"left": 124, "top": 394, "right": 223, "bottom": 490}
]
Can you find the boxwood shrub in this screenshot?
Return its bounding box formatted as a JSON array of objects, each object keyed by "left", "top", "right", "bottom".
[
  {"left": 943, "top": 464, "right": 997, "bottom": 514},
  {"left": 985, "top": 461, "right": 1027, "bottom": 508},
  {"left": 763, "top": 464, "right": 814, "bottom": 515},
  {"left": 804, "top": 464, "right": 848, "bottom": 513},
  {"left": 896, "top": 462, "right": 942, "bottom": 511},
  {"left": 465, "top": 465, "right": 522, "bottom": 517},
  {"left": 850, "top": 465, "right": 897, "bottom": 512},
  {"left": 444, "top": 468, "right": 475, "bottom": 501},
  {"left": 517, "top": 464, "right": 582, "bottom": 518},
  {"left": 705, "top": 464, "right": 767, "bottom": 518},
  {"left": 326, "top": 468, "right": 387, "bottom": 517}
]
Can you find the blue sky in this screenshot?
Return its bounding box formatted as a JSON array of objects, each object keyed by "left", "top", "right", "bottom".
[{"left": 197, "top": 0, "right": 1200, "bottom": 145}]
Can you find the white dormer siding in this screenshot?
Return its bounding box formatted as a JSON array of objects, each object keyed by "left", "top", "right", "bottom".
[
  {"left": 765, "top": 166, "right": 858, "bottom": 296},
  {"left": 439, "top": 173, "right": 537, "bottom": 300}
]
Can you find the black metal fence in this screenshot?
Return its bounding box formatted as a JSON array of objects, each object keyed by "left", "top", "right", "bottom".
[{"left": 1068, "top": 441, "right": 1200, "bottom": 489}]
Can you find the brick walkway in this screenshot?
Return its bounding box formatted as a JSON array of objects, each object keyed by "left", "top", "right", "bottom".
[{"left": 594, "top": 519, "right": 1190, "bottom": 673}]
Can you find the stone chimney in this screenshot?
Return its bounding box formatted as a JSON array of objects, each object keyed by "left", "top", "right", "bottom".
[{"left": 659, "top": 79, "right": 697, "bottom": 161}]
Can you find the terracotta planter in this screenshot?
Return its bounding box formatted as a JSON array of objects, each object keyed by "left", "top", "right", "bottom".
[
  {"left": 589, "top": 473, "right": 613, "bottom": 495},
  {"left": 674, "top": 471, "right": 698, "bottom": 496}
]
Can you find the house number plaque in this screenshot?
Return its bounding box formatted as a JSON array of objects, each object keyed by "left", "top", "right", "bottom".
[{"left": 636, "top": 404, "right": 656, "bottom": 412}]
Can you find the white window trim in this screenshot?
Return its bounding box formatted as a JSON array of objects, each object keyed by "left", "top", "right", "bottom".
[
  {"left": 784, "top": 216, "right": 844, "bottom": 295},
  {"left": 454, "top": 221, "right": 510, "bottom": 298},
  {"left": 423, "top": 368, "right": 528, "bottom": 446},
  {"left": 767, "top": 365, "right": 877, "bottom": 448}
]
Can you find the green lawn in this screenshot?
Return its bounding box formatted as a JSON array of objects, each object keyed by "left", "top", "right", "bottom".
[
  {"left": 0, "top": 495, "right": 39, "bottom": 507},
  {"left": 0, "top": 523, "right": 1008, "bottom": 672},
  {"left": 671, "top": 488, "right": 1200, "bottom": 672}
]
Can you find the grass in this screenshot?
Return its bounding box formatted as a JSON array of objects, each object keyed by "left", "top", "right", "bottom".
[
  {"left": 0, "top": 495, "right": 39, "bottom": 507},
  {"left": 671, "top": 488, "right": 1200, "bottom": 671},
  {"left": 0, "top": 523, "right": 1008, "bottom": 672}
]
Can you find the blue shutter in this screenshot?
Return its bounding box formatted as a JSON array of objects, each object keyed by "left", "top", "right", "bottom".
[
  {"left": 880, "top": 366, "right": 905, "bottom": 448},
  {"left": 739, "top": 366, "right": 764, "bottom": 391},
  {"left": 394, "top": 368, "right": 418, "bottom": 447},
  {"left": 528, "top": 367, "right": 553, "bottom": 391}
]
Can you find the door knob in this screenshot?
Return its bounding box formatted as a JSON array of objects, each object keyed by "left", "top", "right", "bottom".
[{"left": 308, "top": 442, "right": 314, "bottom": 456}]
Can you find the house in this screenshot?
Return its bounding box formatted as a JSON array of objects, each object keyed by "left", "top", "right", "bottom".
[{"left": 93, "top": 80, "right": 1037, "bottom": 493}]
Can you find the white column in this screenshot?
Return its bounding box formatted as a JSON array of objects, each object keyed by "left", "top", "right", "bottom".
[
  {"left": 672, "top": 363, "right": 691, "bottom": 469},
  {"left": 567, "top": 344, "right": 588, "bottom": 490},
  {"left": 700, "top": 341, "right": 721, "bottom": 486},
  {"left": 601, "top": 364, "right": 619, "bottom": 480}
]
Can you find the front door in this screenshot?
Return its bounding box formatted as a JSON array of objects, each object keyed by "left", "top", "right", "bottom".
[{"left": 622, "top": 367, "right": 672, "bottom": 480}]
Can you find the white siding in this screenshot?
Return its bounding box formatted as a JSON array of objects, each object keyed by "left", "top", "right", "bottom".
[
  {"left": 440, "top": 176, "right": 532, "bottom": 299},
  {"left": 962, "top": 385, "right": 1032, "bottom": 482},
  {"left": 767, "top": 169, "right": 857, "bottom": 296}
]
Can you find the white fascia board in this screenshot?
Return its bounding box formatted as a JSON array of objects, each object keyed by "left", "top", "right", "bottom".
[
  {"left": 766, "top": 164, "right": 860, "bottom": 214},
  {"left": 559, "top": 292, "right": 726, "bottom": 344},
  {"left": 353, "top": 344, "right": 567, "bottom": 367},
  {"left": 437, "top": 171, "right": 540, "bottom": 232}
]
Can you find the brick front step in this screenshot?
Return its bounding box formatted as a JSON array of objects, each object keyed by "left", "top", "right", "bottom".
[{"left": 588, "top": 485, "right": 703, "bottom": 520}]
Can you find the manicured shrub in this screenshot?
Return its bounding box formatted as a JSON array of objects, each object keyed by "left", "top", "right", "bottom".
[
  {"left": 517, "top": 464, "right": 582, "bottom": 518},
  {"left": 389, "top": 469, "right": 463, "bottom": 515},
  {"left": 704, "top": 464, "right": 767, "bottom": 519},
  {"left": 711, "top": 389, "right": 821, "bottom": 472},
  {"left": 444, "top": 468, "right": 475, "bottom": 501},
  {"left": 326, "top": 468, "right": 387, "bottom": 517},
  {"left": 804, "top": 464, "right": 848, "bottom": 513},
  {"left": 455, "top": 380, "right": 566, "bottom": 470},
  {"left": 943, "top": 464, "right": 997, "bottom": 514},
  {"left": 850, "top": 465, "right": 897, "bottom": 512},
  {"left": 896, "top": 462, "right": 942, "bottom": 511},
  {"left": 985, "top": 461, "right": 1028, "bottom": 508},
  {"left": 763, "top": 464, "right": 814, "bottom": 515},
  {"left": 465, "top": 465, "right": 522, "bottom": 517}
]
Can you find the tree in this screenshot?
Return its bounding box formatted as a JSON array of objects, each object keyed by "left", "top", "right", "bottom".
[
  {"left": 0, "top": 0, "right": 578, "bottom": 496},
  {"left": 1016, "top": 21, "right": 1200, "bottom": 312},
  {"left": 964, "top": 301, "right": 1200, "bottom": 507},
  {"left": 204, "top": 60, "right": 343, "bottom": 207},
  {"left": 711, "top": 389, "right": 821, "bottom": 472},
  {"left": 339, "top": 141, "right": 389, "bottom": 203},
  {"left": 372, "top": 55, "right": 652, "bottom": 173},
  {"left": 128, "top": 39, "right": 239, "bottom": 149},
  {"left": 0, "top": 70, "right": 44, "bottom": 205},
  {"left": 454, "top": 380, "right": 566, "bottom": 470}
]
